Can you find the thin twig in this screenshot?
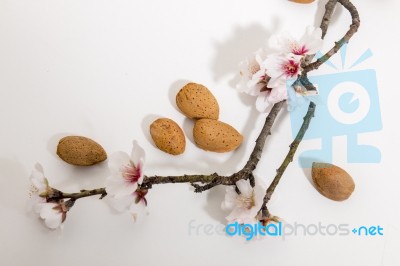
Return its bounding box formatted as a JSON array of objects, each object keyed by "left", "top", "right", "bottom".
[
  {"left": 320, "top": 0, "right": 339, "bottom": 38},
  {"left": 61, "top": 188, "right": 107, "bottom": 200},
  {"left": 303, "top": 0, "right": 360, "bottom": 73},
  {"left": 262, "top": 102, "right": 316, "bottom": 208},
  {"left": 304, "top": 0, "right": 338, "bottom": 65},
  {"left": 141, "top": 173, "right": 221, "bottom": 189}
]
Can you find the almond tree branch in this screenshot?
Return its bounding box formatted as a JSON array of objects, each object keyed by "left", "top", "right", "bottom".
[
  {"left": 61, "top": 188, "right": 107, "bottom": 200},
  {"left": 260, "top": 0, "right": 360, "bottom": 218},
  {"left": 320, "top": 0, "right": 339, "bottom": 39},
  {"left": 141, "top": 173, "right": 221, "bottom": 189},
  {"left": 304, "top": 0, "right": 338, "bottom": 65},
  {"left": 261, "top": 101, "right": 316, "bottom": 209},
  {"left": 303, "top": 0, "right": 360, "bottom": 73}
]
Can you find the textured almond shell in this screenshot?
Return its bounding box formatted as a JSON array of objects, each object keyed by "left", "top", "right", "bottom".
[
  {"left": 193, "top": 119, "right": 243, "bottom": 152},
  {"left": 150, "top": 118, "right": 186, "bottom": 155},
  {"left": 176, "top": 83, "right": 219, "bottom": 120},
  {"left": 57, "top": 136, "right": 107, "bottom": 166},
  {"left": 312, "top": 162, "right": 355, "bottom": 201}
]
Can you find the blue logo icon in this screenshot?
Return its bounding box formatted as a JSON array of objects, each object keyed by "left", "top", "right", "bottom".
[{"left": 289, "top": 46, "right": 382, "bottom": 167}]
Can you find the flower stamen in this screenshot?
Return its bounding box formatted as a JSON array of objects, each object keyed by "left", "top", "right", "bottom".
[
  {"left": 282, "top": 59, "right": 300, "bottom": 77},
  {"left": 121, "top": 162, "right": 141, "bottom": 184},
  {"left": 236, "top": 193, "right": 255, "bottom": 210}
]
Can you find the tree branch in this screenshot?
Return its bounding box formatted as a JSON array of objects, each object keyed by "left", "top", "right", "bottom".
[
  {"left": 303, "top": 0, "right": 360, "bottom": 73},
  {"left": 61, "top": 188, "right": 107, "bottom": 200},
  {"left": 304, "top": 0, "right": 338, "bottom": 65},
  {"left": 141, "top": 173, "right": 221, "bottom": 189},
  {"left": 260, "top": 0, "right": 360, "bottom": 219},
  {"left": 262, "top": 101, "right": 316, "bottom": 208}
]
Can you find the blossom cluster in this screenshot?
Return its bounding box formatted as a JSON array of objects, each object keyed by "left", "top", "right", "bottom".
[{"left": 237, "top": 26, "right": 323, "bottom": 112}]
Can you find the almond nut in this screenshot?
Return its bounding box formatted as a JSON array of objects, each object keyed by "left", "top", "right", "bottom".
[
  {"left": 312, "top": 162, "right": 355, "bottom": 201},
  {"left": 57, "top": 136, "right": 107, "bottom": 166},
  {"left": 193, "top": 119, "right": 243, "bottom": 152},
  {"left": 150, "top": 118, "right": 186, "bottom": 155},
  {"left": 176, "top": 83, "right": 219, "bottom": 120}
]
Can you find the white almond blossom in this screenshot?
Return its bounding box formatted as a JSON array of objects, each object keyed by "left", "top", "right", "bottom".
[
  {"left": 263, "top": 53, "right": 302, "bottom": 89},
  {"left": 237, "top": 49, "right": 268, "bottom": 96},
  {"left": 255, "top": 83, "right": 288, "bottom": 112},
  {"left": 221, "top": 178, "right": 266, "bottom": 224},
  {"left": 105, "top": 140, "right": 148, "bottom": 222},
  {"left": 269, "top": 26, "right": 323, "bottom": 56},
  {"left": 105, "top": 140, "right": 145, "bottom": 199},
  {"left": 28, "top": 163, "right": 67, "bottom": 229}
]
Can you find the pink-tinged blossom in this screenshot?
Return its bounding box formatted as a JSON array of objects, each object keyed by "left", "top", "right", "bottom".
[
  {"left": 105, "top": 140, "right": 145, "bottom": 199},
  {"left": 105, "top": 140, "right": 148, "bottom": 222},
  {"left": 269, "top": 26, "right": 323, "bottom": 56},
  {"left": 237, "top": 49, "right": 268, "bottom": 96},
  {"left": 263, "top": 53, "right": 302, "bottom": 89},
  {"left": 28, "top": 163, "right": 68, "bottom": 229}
]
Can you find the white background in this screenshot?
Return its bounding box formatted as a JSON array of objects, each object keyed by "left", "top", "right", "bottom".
[{"left": 1, "top": 0, "right": 399, "bottom": 265}]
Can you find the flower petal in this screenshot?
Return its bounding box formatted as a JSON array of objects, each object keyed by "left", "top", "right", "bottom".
[
  {"left": 247, "top": 178, "right": 267, "bottom": 219},
  {"left": 267, "top": 84, "right": 288, "bottom": 104},
  {"left": 108, "top": 151, "right": 131, "bottom": 178},
  {"left": 221, "top": 186, "right": 237, "bottom": 211},
  {"left": 39, "top": 203, "right": 63, "bottom": 229},
  {"left": 105, "top": 177, "right": 138, "bottom": 199},
  {"left": 30, "top": 163, "right": 47, "bottom": 191},
  {"left": 255, "top": 91, "right": 271, "bottom": 113},
  {"left": 226, "top": 207, "right": 246, "bottom": 223},
  {"left": 299, "top": 26, "right": 323, "bottom": 54},
  {"left": 235, "top": 180, "right": 252, "bottom": 198},
  {"left": 130, "top": 140, "right": 145, "bottom": 167},
  {"left": 263, "top": 54, "right": 284, "bottom": 79},
  {"left": 108, "top": 194, "right": 134, "bottom": 212},
  {"left": 268, "top": 31, "right": 294, "bottom": 54},
  {"left": 129, "top": 201, "right": 147, "bottom": 222}
]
